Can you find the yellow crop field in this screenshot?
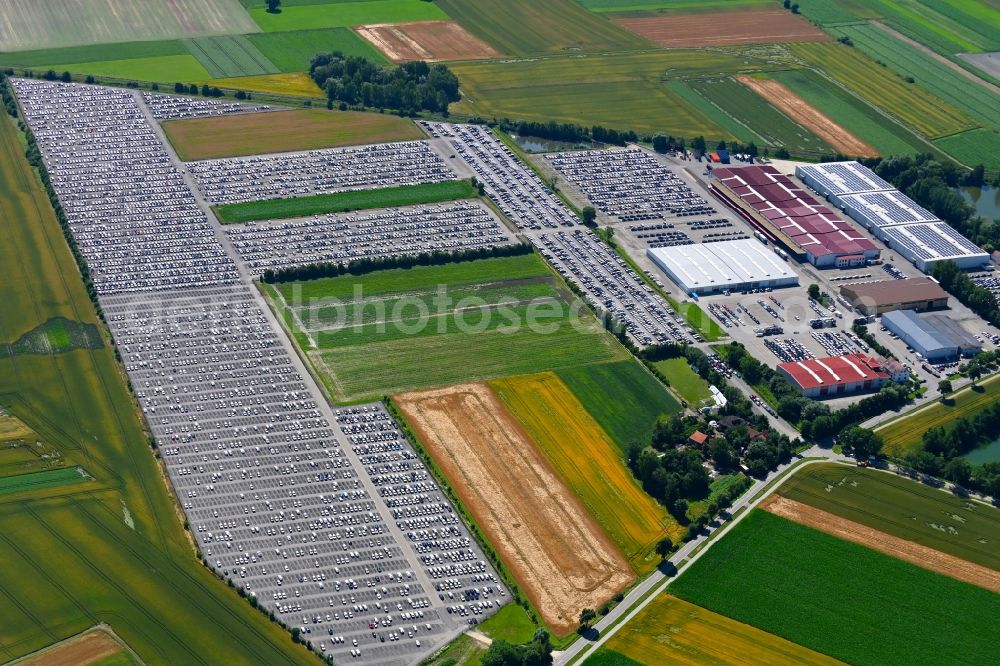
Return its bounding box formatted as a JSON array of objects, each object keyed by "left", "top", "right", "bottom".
[
  {"left": 600, "top": 594, "right": 844, "bottom": 666},
  {"left": 203, "top": 72, "right": 323, "bottom": 97},
  {"left": 490, "top": 372, "right": 682, "bottom": 574}
]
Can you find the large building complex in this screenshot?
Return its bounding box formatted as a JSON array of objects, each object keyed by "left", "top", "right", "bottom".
[
  {"left": 647, "top": 238, "right": 799, "bottom": 295},
  {"left": 797, "top": 162, "right": 988, "bottom": 273},
  {"left": 840, "top": 277, "right": 949, "bottom": 316},
  {"left": 710, "top": 165, "right": 880, "bottom": 268},
  {"left": 777, "top": 354, "right": 892, "bottom": 398},
  {"left": 881, "top": 309, "right": 982, "bottom": 361}
]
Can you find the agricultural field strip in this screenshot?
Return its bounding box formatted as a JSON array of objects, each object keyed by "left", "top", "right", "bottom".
[
  {"left": 13, "top": 78, "right": 505, "bottom": 665},
  {"left": 184, "top": 35, "right": 278, "bottom": 78},
  {"left": 224, "top": 200, "right": 515, "bottom": 277},
  {"left": 614, "top": 9, "right": 829, "bottom": 48},
  {"left": 187, "top": 140, "right": 455, "bottom": 204},
  {"left": 397, "top": 383, "right": 634, "bottom": 636},
  {"left": 762, "top": 494, "right": 1000, "bottom": 593}
]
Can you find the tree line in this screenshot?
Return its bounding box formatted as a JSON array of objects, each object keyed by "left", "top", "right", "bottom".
[
  {"left": 310, "top": 53, "right": 459, "bottom": 115},
  {"left": 260, "top": 243, "right": 533, "bottom": 284},
  {"left": 932, "top": 260, "right": 1000, "bottom": 329}
]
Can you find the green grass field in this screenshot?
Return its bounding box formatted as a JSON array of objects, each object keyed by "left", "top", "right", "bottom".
[
  {"left": 671, "top": 510, "right": 1000, "bottom": 666},
  {"left": 556, "top": 360, "right": 681, "bottom": 452},
  {"left": 268, "top": 254, "right": 625, "bottom": 401},
  {"left": 780, "top": 463, "right": 1000, "bottom": 571},
  {"left": 250, "top": 0, "right": 446, "bottom": 31},
  {"left": 452, "top": 51, "right": 755, "bottom": 138},
  {"left": 436, "top": 0, "right": 649, "bottom": 56},
  {"left": 876, "top": 372, "right": 1000, "bottom": 455},
  {"left": 831, "top": 23, "right": 1000, "bottom": 130},
  {"left": 0, "top": 0, "right": 259, "bottom": 52},
  {"left": 0, "top": 467, "right": 88, "bottom": 496},
  {"left": 247, "top": 27, "right": 387, "bottom": 71},
  {"left": 216, "top": 179, "right": 475, "bottom": 223},
  {"left": 935, "top": 128, "right": 1000, "bottom": 170},
  {"left": 790, "top": 42, "right": 979, "bottom": 140},
  {"left": 663, "top": 80, "right": 766, "bottom": 145},
  {"left": 769, "top": 69, "right": 934, "bottom": 157},
  {"left": 0, "top": 40, "right": 188, "bottom": 68},
  {"left": 184, "top": 35, "right": 277, "bottom": 78},
  {"left": 0, "top": 111, "right": 312, "bottom": 663},
  {"left": 475, "top": 603, "right": 537, "bottom": 644},
  {"left": 865, "top": 0, "right": 1000, "bottom": 57},
  {"left": 38, "top": 55, "right": 211, "bottom": 82},
  {"left": 688, "top": 77, "right": 832, "bottom": 154},
  {"left": 580, "top": 0, "right": 769, "bottom": 13},
  {"left": 653, "top": 357, "right": 712, "bottom": 405}
]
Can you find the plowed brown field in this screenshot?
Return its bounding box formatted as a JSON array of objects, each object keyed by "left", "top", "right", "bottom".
[
  {"left": 356, "top": 21, "right": 501, "bottom": 63},
  {"left": 762, "top": 494, "right": 1000, "bottom": 593},
  {"left": 18, "top": 627, "right": 131, "bottom": 666},
  {"left": 737, "top": 75, "right": 878, "bottom": 157},
  {"left": 616, "top": 10, "right": 829, "bottom": 48},
  {"left": 396, "top": 383, "right": 634, "bottom": 635}
]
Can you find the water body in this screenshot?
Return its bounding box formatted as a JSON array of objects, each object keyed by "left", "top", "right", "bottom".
[
  {"left": 959, "top": 185, "right": 1000, "bottom": 221},
  {"left": 511, "top": 133, "right": 591, "bottom": 154},
  {"left": 965, "top": 437, "right": 1000, "bottom": 465}
]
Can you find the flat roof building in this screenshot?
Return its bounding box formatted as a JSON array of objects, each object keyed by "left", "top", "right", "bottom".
[
  {"left": 711, "top": 165, "right": 879, "bottom": 268},
  {"left": 647, "top": 238, "right": 799, "bottom": 295},
  {"left": 881, "top": 309, "right": 981, "bottom": 361},
  {"left": 840, "top": 277, "right": 948, "bottom": 316},
  {"left": 777, "top": 354, "right": 891, "bottom": 398},
  {"left": 797, "top": 162, "right": 988, "bottom": 273}
]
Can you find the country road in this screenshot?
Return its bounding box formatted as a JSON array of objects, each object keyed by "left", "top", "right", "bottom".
[{"left": 554, "top": 446, "right": 847, "bottom": 666}]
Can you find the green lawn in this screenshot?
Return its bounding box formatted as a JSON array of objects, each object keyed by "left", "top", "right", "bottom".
[
  {"left": 476, "top": 603, "right": 537, "bottom": 644},
  {"left": 556, "top": 359, "right": 681, "bottom": 452},
  {"left": 652, "top": 357, "right": 711, "bottom": 404},
  {"left": 216, "top": 179, "right": 476, "bottom": 223},
  {"left": 935, "top": 129, "right": 1000, "bottom": 170},
  {"left": 780, "top": 463, "right": 1000, "bottom": 571},
  {"left": 250, "top": 1, "right": 447, "bottom": 31},
  {"left": 247, "top": 27, "right": 388, "bottom": 71},
  {"left": 688, "top": 77, "right": 832, "bottom": 155},
  {"left": 769, "top": 69, "right": 934, "bottom": 158},
  {"left": 686, "top": 473, "right": 750, "bottom": 522},
  {"left": 39, "top": 55, "right": 211, "bottom": 81},
  {"left": 670, "top": 510, "right": 1000, "bottom": 666},
  {"left": 269, "top": 254, "right": 626, "bottom": 402}
]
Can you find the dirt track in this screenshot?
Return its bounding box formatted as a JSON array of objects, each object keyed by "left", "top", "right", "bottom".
[
  {"left": 17, "top": 628, "right": 126, "bottom": 666},
  {"left": 356, "top": 21, "right": 500, "bottom": 63},
  {"left": 763, "top": 495, "right": 1000, "bottom": 594},
  {"left": 616, "top": 10, "right": 829, "bottom": 48},
  {"left": 397, "top": 383, "right": 634, "bottom": 635},
  {"left": 736, "top": 75, "right": 878, "bottom": 157}
]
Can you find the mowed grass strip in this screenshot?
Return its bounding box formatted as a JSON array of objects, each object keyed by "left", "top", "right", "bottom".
[
  {"left": 653, "top": 357, "right": 711, "bottom": 404},
  {"left": 790, "top": 42, "right": 979, "bottom": 139},
  {"left": 216, "top": 179, "right": 473, "bottom": 223},
  {"left": 0, "top": 39, "right": 188, "bottom": 68},
  {"left": 876, "top": 373, "right": 1000, "bottom": 455},
  {"left": 780, "top": 463, "right": 1000, "bottom": 571},
  {"left": 164, "top": 108, "right": 421, "bottom": 160},
  {"left": 0, "top": 468, "right": 87, "bottom": 496},
  {"left": 436, "top": 0, "right": 649, "bottom": 56},
  {"left": 593, "top": 594, "right": 843, "bottom": 666},
  {"left": 248, "top": 27, "right": 388, "bottom": 71},
  {"left": 250, "top": 0, "right": 447, "bottom": 31},
  {"left": 556, "top": 360, "right": 680, "bottom": 452},
  {"left": 670, "top": 510, "right": 1000, "bottom": 666},
  {"left": 451, "top": 51, "right": 749, "bottom": 137},
  {"left": 491, "top": 372, "right": 683, "bottom": 573}
]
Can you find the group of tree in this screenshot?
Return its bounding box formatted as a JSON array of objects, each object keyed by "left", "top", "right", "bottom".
[
  {"left": 853, "top": 322, "right": 895, "bottom": 360},
  {"left": 481, "top": 629, "right": 553, "bottom": 666},
  {"left": 261, "top": 242, "right": 532, "bottom": 284},
  {"left": 933, "top": 260, "right": 1000, "bottom": 329},
  {"left": 173, "top": 82, "right": 224, "bottom": 97},
  {"left": 310, "top": 53, "right": 459, "bottom": 115}
]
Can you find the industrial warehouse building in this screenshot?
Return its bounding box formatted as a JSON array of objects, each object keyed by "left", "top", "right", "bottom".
[
  {"left": 797, "top": 162, "right": 989, "bottom": 273},
  {"left": 711, "top": 165, "right": 880, "bottom": 268},
  {"left": 647, "top": 238, "right": 799, "bottom": 295},
  {"left": 840, "top": 277, "right": 949, "bottom": 316},
  {"left": 777, "top": 354, "right": 892, "bottom": 398},
  {"left": 881, "top": 309, "right": 982, "bottom": 361}
]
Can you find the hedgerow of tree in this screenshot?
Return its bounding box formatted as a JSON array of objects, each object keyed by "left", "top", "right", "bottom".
[{"left": 310, "top": 53, "right": 459, "bottom": 115}]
